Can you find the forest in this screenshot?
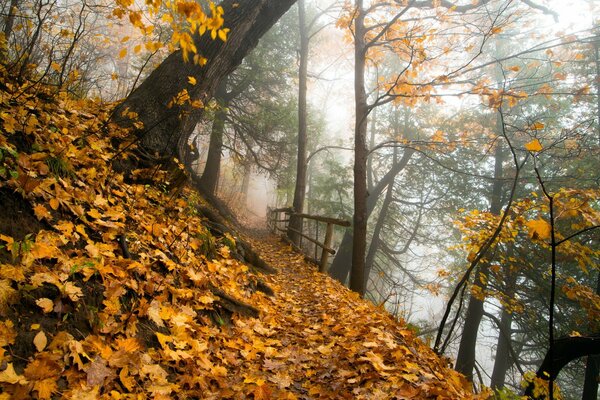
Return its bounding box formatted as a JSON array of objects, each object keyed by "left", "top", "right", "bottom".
[{"left": 0, "top": 0, "right": 598, "bottom": 399}]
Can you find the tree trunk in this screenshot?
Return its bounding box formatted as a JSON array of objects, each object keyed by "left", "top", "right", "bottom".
[
  {"left": 288, "top": 0, "right": 309, "bottom": 246},
  {"left": 113, "top": 0, "right": 296, "bottom": 165},
  {"left": 455, "top": 138, "right": 505, "bottom": 380},
  {"left": 490, "top": 304, "right": 514, "bottom": 389},
  {"left": 524, "top": 335, "right": 600, "bottom": 399},
  {"left": 1, "top": 0, "right": 19, "bottom": 60},
  {"left": 364, "top": 168, "right": 394, "bottom": 286},
  {"left": 349, "top": 0, "right": 368, "bottom": 296},
  {"left": 582, "top": 271, "right": 600, "bottom": 400},
  {"left": 328, "top": 148, "right": 414, "bottom": 283},
  {"left": 198, "top": 79, "right": 229, "bottom": 195}
]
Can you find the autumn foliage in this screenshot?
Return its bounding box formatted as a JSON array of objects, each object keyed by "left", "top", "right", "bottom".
[{"left": 0, "top": 70, "right": 490, "bottom": 398}]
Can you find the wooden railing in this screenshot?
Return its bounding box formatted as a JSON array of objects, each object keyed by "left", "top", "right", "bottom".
[{"left": 266, "top": 207, "right": 350, "bottom": 272}]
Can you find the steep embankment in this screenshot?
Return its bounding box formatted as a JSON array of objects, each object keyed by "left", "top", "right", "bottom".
[{"left": 0, "top": 78, "right": 485, "bottom": 399}]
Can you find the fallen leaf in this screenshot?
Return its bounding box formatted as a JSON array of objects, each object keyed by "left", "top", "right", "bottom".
[{"left": 34, "top": 330, "right": 48, "bottom": 352}]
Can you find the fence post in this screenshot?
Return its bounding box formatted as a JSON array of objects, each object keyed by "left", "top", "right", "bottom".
[{"left": 319, "top": 223, "right": 334, "bottom": 272}]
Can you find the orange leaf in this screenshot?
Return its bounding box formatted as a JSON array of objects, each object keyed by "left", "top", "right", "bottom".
[
  {"left": 525, "top": 139, "right": 543, "bottom": 152},
  {"left": 526, "top": 219, "right": 551, "bottom": 240}
]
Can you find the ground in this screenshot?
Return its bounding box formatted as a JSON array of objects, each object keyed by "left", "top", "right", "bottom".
[{"left": 0, "top": 74, "right": 487, "bottom": 399}]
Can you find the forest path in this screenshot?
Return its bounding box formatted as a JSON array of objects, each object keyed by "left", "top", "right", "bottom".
[{"left": 238, "top": 233, "right": 479, "bottom": 399}]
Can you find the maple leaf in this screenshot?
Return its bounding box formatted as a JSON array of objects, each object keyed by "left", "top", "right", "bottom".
[
  {"left": 525, "top": 139, "right": 543, "bottom": 152},
  {"left": 0, "top": 320, "right": 16, "bottom": 347},
  {"left": 526, "top": 219, "right": 551, "bottom": 240},
  {"left": 33, "top": 378, "right": 57, "bottom": 400},
  {"left": 0, "top": 363, "right": 28, "bottom": 384},
  {"left": 0, "top": 279, "right": 17, "bottom": 315},
  {"left": 86, "top": 356, "right": 113, "bottom": 386},
  {"left": 359, "top": 351, "right": 395, "bottom": 375}
]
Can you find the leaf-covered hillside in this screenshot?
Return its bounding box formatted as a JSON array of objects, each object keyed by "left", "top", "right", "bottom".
[{"left": 0, "top": 77, "right": 486, "bottom": 399}]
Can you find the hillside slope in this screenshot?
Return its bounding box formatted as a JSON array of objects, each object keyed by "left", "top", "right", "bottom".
[{"left": 0, "top": 77, "right": 486, "bottom": 399}]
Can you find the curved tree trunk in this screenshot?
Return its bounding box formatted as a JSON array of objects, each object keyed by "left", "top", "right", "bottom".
[
  {"left": 112, "top": 0, "right": 296, "bottom": 165},
  {"left": 524, "top": 335, "right": 600, "bottom": 399}
]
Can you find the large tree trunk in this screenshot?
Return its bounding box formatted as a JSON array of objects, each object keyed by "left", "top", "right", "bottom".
[
  {"left": 198, "top": 79, "right": 229, "bottom": 195},
  {"left": 582, "top": 271, "right": 600, "bottom": 400},
  {"left": 328, "top": 148, "right": 414, "bottom": 283},
  {"left": 113, "top": 0, "right": 296, "bottom": 165},
  {"left": 349, "top": 0, "right": 368, "bottom": 296},
  {"left": 455, "top": 138, "right": 505, "bottom": 380},
  {"left": 288, "top": 0, "right": 309, "bottom": 246}
]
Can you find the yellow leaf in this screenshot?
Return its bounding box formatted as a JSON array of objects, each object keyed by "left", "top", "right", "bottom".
[
  {"left": 36, "top": 298, "right": 54, "bottom": 313},
  {"left": 530, "top": 121, "right": 545, "bottom": 130},
  {"left": 50, "top": 62, "right": 61, "bottom": 72},
  {"left": 0, "top": 363, "right": 27, "bottom": 384},
  {"left": 187, "top": 76, "right": 197, "bottom": 85},
  {"left": 119, "top": 48, "right": 127, "bottom": 59},
  {"left": 218, "top": 28, "right": 229, "bottom": 42},
  {"left": 33, "top": 378, "right": 57, "bottom": 399},
  {"left": 525, "top": 139, "right": 543, "bottom": 152},
  {"left": 87, "top": 208, "right": 102, "bottom": 219},
  {"left": 34, "top": 330, "right": 48, "bottom": 352},
  {"left": 526, "top": 219, "right": 551, "bottom": 240},
  {"left": 34, "top": 204, "right": 52, "bottom": 220},
  {"left": 49, "top": 198, "right": 60, "bottom": 210},
  {"left": 0, "top": 279, "right": 17, "bottom": 315}
]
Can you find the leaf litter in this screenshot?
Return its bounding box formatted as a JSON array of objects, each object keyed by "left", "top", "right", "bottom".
[{"left": 0, "top": 75, "right": 487, "bottom": 399}]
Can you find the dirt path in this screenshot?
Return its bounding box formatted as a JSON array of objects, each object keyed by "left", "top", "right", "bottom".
[{"left": 234, "top": 234, "right": 481, "bottom": 399}]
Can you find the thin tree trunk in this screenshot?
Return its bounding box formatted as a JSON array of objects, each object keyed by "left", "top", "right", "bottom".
[
  {"left": 455, "top": 137, "right": 505, "bottom": 380},
  {"left": 364, "top": 164, "right": 394, "bottom": 284},
  {"left": 113, "top": 0, "right": 296, "bottom": 165},
  {"left": 198, "top": 79, "right": 229, "bottom": 195},
  {"left": 1, "top": 0, "right": 19, "bottom": 61},
  {"left": 239, "top": 160, "right": 251, "bottom": 208},
  {"left": 288, "top": 0, "right": 309, "bottom": 246},
  {"left": 490, "top": 264, "right": 517, "bottom": 389},
  {"left": 329, "top": 147, "right": 414, "bottom": 283},
  {"left": 349, "top": 0, "right": 368, "bottom": 296}
]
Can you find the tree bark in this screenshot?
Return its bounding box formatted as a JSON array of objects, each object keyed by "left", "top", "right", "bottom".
[
  {"left": 198, "top": 79, "right": 229, "bottom": 195},
  {"left": 288, "top": 0, "right": 309, "bottom": 246},
  {"left": 349, "top": 0, "right": 368, "bottom": 296},
  {"left": 455, "top": 138, "right": 505, "bottom": 380},
  {"left": 113, "top": 0, "right": 296, "bottom": 165}
]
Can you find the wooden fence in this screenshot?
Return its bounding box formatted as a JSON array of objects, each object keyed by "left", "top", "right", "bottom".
[{"left": 266, "top": 207, "right": 350, "bottom": 272}]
